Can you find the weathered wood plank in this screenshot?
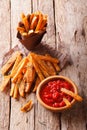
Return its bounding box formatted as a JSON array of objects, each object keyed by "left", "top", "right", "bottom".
[
  {"left": 32, "top": 0, "right": 60, "bottom": 130},
  {"left": 55, "top": 0, "right": 87, "bottom": 129},
  {"left": 0, "top": 0, "right": 11, "bottom": 130},
  {"left": 10, "top": 1, "right": 35, "bottom": 130}
]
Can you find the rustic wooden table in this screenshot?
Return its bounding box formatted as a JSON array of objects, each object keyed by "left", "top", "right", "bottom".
[{"left": 0, "top": 0, "right": 87, "bottom": 130}]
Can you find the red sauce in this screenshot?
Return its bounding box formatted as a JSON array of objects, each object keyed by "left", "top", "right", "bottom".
[{"left": 40, "top": 79, "right": 74, "bottom": 108}]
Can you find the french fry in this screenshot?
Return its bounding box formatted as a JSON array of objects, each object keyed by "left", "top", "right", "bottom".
[
  {"left": 42, "top": 60, "right": 56, "bottom": 76},
  {"left": 63, "top": 98, "right": 71, "bottom": 107},
  {"left": 45, "top": 54, "right": 60, "bottom": 72},
  {"left": 23, "top": 58, "right": 33, "bottom": 82},
  {"left": 30, "top": 13, "right": 34, "bottom": 24},
  {"left": 53, "top": 63, "right": 61, "bottom": 72},
  {"left": 20, "top": 100, "right": 33, "bottom": 112},
  {"left": 11, "top": 58, "right": 24, "bottom": 77},
  {"left": 61, "top": 88, "right": 83, "bottom": 102},
  {"left": 35, "top": 12, "right": 43, "bottom": 31},
  {"left": 10, "top": 83, "right": 15, "bottom": 97},
  {"left": 24, "top": 57, "right": 36, "bottom": 92},
  {"left": 33, "top": 76, "right": 40, "bottom": 92},
  {"left": 21, "top": 13, "right": 25, "bottom": 20},
  {"left": 12, "top": 57, "right": 28, "bottom": 83},
  {"left": 22, "top": 67, "right": 27, "bottom": 74},
  {"left": 30, "top": 53, "right": 59, "bottom": 63},
  {"left": 19, "top": 80, "right": 25, "bottom": 97},
  {"left": 39, "top": 18, "right": 47, "bottom": 30},
  {"left": 35, "top": 58, "right": 50, "bottom": 77},
  {"left": 25, "top": 68, "right": 36, "bottom": 93},
  {"left": 39, "top": 65, "right": 49, "bottom": 77},
  {"left": 0, "top": 76, "right": 10, "bottom": 92},
  {"left": 21, "top": 32, "right": 28, "bottom": 37},
  {"left": 11, "top": 53, "right": 23, "bottom": 77},
  {"left": 17, "top": 74, "right": 23, "bottom": 84},
  {"left": 1, "top": 51, "right": 21, "bottom": 75},
  {"left": 30, "top": 15, "right": 38, "bottom": 30},
  {"left": 17, "top": 27, "right": 25, "bottom": 33},
  {"left": 13, "top": 84, "right": 19, "bottom": 99},
  {"left": 22, "top": 16, "right": 30, "bottom": 32},
  {"left": 31, "top": 55, "right": 44, "bottom": 81}
]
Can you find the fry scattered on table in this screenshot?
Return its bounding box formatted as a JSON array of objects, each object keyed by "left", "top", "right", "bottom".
[{"left": 20, "top": 100, "right": 33, "bottom": 112}]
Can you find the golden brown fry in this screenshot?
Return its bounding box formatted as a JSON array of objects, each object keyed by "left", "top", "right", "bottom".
[
  {"left": 30, "top": 53, "right": 59, "bottom": 63},
  {"left": 13, "top": 84, "right": 19, "bottom": 99},
  {"left": 17, "top": 27, "right": 25, "bottom": 33},
  {"left": 0, "top": 76, "right": 10, "bottom": 92},
  {"left": 19, "top": 80, "right": 25, "bottom": 97},
  {"left": 11, "top": 58, "right": 24, "bottom": 78},
  {"left": 46, "top": 61, "right": 56, "bottom": 75},
  {"left": 39, "top": 18, "right": 47, "bottom": 30},
  {"left": 20, "top": 100, "right": 33, "bottom": 112},
  {"left": 42, "top": 60, "right": 56, "bottom": 76},
  {"left": 21, "top": 32, "right": 28, "bottom": 37},
  {"left": 30, "top": 13, "right": 34, "bottom": 24},
  {"left": 35, "top": 12, "right": 43, "bottom": 31},
  {"left": 24, "top": 68, "right": 36, "bottom": 93},
  {"left": 10, "top": 83, "right": 15, "bottom": 97},
  {"left": 30, "top": 16, "right": 38, "bottom": 30},
  {"left": 31, "top": 55, "right": 44, "bottom": 81},
  {"left": 17, "top": 74, "right": 23, "bottom": 84},
  {"left": 12, "top": 57, "right": 28, "bottom": 83},
  {"left": 35, "top": 57, "right": 50, "bottom": 77},
  {"left": 11, "top": 53, "right": 23, "bottom": 77},
  {"left": 33, "top": 76, "right": 40, "bottom": 92},
  {"left": 61, "top": 88, "right": 83, "bottom": 102},
  {"left": 63, "top": 98, "right": 71, "bottom": 107},
  {"left": 22, "top": 67, "right": 27, "bottom": 74},
  {"left": 21, "top": 13, "right": 25, "bottom": 20},
  {"left": 1, "top": 51, "right": 21, "bottom": 75},
  {"left": 45, "top": 54, "right": 60, "bottom": 72},
  {"left": 53, "top": 63, "right": 60, "bottom": 72},
  {"left": 22, "top": 16, "right": 30, "bottom": 32},
  {"left": 40, "top": 65, "right": 49, "bottom": 77},
  {"left": 24, "top": 58, "right": 36, "bottom": 92}
]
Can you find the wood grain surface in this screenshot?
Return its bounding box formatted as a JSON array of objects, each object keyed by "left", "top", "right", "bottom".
[{"left": 0, "top": 0, "right": 87, "bottom": 130}]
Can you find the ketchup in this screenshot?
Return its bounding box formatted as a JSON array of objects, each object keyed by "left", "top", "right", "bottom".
[{"left": 40, "top": 79, "right": 74, "bottom": 108}]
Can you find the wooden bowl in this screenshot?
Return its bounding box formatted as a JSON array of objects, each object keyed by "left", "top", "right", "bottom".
[{"left": 36, "top": 75, "right": 78, "bottom": 112}]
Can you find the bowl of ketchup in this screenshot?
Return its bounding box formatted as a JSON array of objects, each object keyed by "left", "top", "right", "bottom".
[{"left": 36, "top": 75, "right": 78, "bottom": 112}]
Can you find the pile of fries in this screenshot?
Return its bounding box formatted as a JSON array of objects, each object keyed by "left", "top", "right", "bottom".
[
  {"left": 0, "top": 51, "right": 60, "bottom": 111},
  {"left": 17, "top": 11, "right": 47, "bottom": 37}
]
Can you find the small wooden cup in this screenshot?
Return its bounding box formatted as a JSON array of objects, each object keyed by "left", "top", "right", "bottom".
[
  {"left": 17, "top": 30, "right": 46, "bottom": 50},
  {"left": 36, "top": 75, "right": 78, "bottom": 112}
]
